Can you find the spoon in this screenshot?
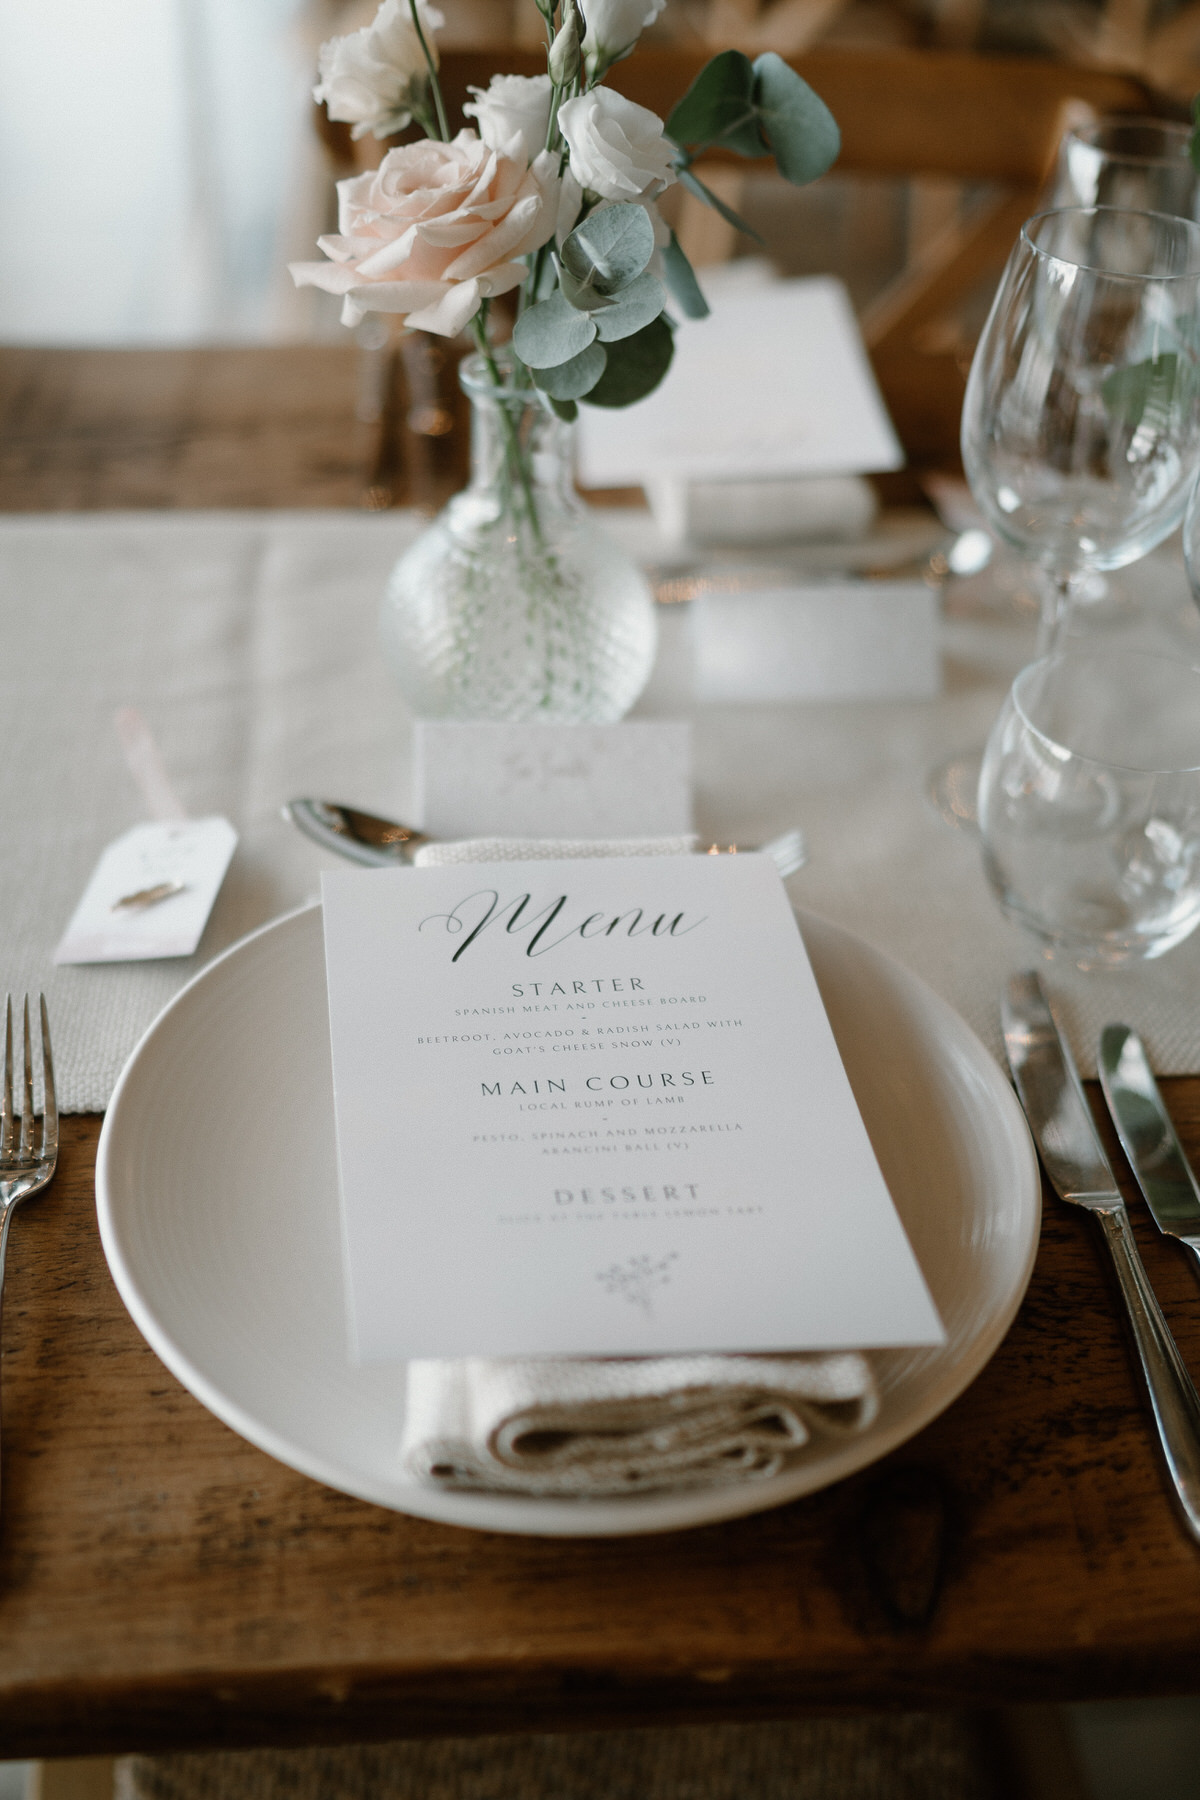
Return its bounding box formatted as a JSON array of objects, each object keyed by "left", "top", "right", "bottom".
[
  {"left": 284, "top": 800, "right": 807, "bottom": 879},
  {"left": 283, "top": 800, "right": 433, "bottom": 867}
]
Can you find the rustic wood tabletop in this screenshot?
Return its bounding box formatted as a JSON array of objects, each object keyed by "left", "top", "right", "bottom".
[{"left": 4, "top": 344, "right": 1200, "bottom": 1760}]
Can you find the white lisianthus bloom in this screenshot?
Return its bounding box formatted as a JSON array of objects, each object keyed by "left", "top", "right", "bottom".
[
  {"left": 558, "top": 89, "right": 676, "bottom": 202},
  {"left": 463, "top": 73, "right": 553, "bottom": 164},
  {"left": 314, "top": 0, "right": 444, "bottom": 140},
  {"left": 289, "top": 132, "right": 561, "bottom": 336},
  {"left": 580, "top": 0, "right": 667, "bottom": 66}
]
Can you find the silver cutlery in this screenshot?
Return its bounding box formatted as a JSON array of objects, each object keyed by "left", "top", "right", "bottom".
[
  {"left": 283, "top": 799, "right": 433, "bottom": 867},
  {"left": 0, "top": 995, "right": 58, "bottom": 1518},
  {"left": 1002, "top": 972, "right": 1200, "bottom": 1544},
  {"left": 285, "top": 799, "right": 808, "bottom": 880},
  {"left": 1099, "top": 1025, "right": 1200, "bottom": 1285}
]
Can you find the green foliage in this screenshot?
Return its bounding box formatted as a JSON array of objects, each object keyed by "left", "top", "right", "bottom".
[
  {"left": 667, "top": 47, "right": 840, "bottom": 190},
  {"left": 661, "top": 232, "right": 710, "bottom": 320},
  {"left": 1102, "top": 352, "right": 1193, "bottom": 433},
  {"left": 560, "top": 203, "right": 656, "bottom": 300},
  {"left": 592, "top": 272, "right": 667, "bottom": 341},
  {"left": 512, "top": 291, "right": 597, "bottom": 368},
  {"left": 665, "top": 50, "right": 764, "bottom": 159},
  {"left": 536, "top": 341, "right": 608, "bottom": 400},
  {"left": 751, "top": 54, "right": 840, "bottom": 186},
  {"left": 583, "top": 316, "right": 674, "bottom": 408},
  {"left": 1191, "top": 94, "right": 1200, "bottom": 174}
]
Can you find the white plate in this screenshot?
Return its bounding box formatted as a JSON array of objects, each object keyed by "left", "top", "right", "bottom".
[{"left": 96, "top": 904, "right": 1040, "bottom": 1538}]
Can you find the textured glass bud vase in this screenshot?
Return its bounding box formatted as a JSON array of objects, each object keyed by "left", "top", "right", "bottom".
[{"left": 380, "top": 350, "right": 658, "bottom": 722}]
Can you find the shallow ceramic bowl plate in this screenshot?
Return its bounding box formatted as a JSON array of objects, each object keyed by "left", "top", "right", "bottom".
[{"left": 96, "top": 904, "right": 1039, "bottom": 1537}]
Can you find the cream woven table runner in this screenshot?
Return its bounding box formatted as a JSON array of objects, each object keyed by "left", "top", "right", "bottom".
[{"left": 5, "top": 507, "right": 1200, "bottom": 1111}]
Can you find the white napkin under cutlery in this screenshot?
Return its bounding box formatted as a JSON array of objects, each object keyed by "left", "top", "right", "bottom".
[{"left": 398, "top": 836, "right": 879, "bottom": 1498}]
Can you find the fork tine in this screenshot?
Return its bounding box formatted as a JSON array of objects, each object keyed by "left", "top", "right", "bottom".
[
  {"left": 18, "top": 999, "right": 33, "bottom": 1162},
  {"left": 0, "top": 998, "right": 11, "bottom": 1161},
  {"left": 39, "top": 996, "right": 57, "bottom": 1162}
]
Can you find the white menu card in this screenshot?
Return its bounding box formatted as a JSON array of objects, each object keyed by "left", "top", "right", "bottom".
[{"left": 321, "top": 857, "right": 943, "bottom": 1363}]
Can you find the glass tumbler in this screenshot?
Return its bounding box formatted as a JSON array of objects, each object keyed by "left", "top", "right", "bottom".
[{"left": 977, "top": 648, "right": 1200, "bottom": 968}]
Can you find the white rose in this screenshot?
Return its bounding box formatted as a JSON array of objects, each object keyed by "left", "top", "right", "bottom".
[
  {"left": 314, "top": 0, "right": 444, "bottom": 141},
  {"left": 580, "top": 0, "right": 667, "bottom": 64},
  {"left": 289, "top": 132, "right": 561, "bottom": 336},
  {"left": 463, "top": 73, "right": 553, "bottom": 164},
  {"left": 558, "top": 89, "right": 676, "bottom": 203}
]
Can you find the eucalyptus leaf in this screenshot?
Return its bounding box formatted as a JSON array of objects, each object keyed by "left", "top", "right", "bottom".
[
  {"left": 1101, "top": 352, "right": 1191, "bottom": 432},
  {"left": 677, "top": 167, "right": 763, "bottom": 244},
  {"left": 548, "top": 396, "right": 579, "bottom": 423},
  {"left": 662, "top": 232, "right": 710, "bottom": 320},
  {"left": 592, "top": 272, "right": 666, "bottom": 343},
  {"left": 583, "top": 316, "right": 674, "bottom": 408},
  {"left": 665, "top": 50, "right": 764, "bottom": 160},
  {"left": 751, "top": 54, "right": 840, "bottom": 186},
  {"left": 558, "top": 262, "right": 616, "bottom": 312},
  {"left": 560, "top": 203, "right": 656, "bottom": 297},
  {"left": 536, "top": 341, "right": 608, "bottom": 400},
  {"left": 512, "top": 292, "right": 598, "bottom": 368}
]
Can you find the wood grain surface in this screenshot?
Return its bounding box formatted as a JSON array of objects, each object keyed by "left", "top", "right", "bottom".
[
  {"left": 3, "top": 1093, "right": 1200, "bottom": 1759},
  {"left": 5, "top": 342, "right": 1200, "bottom": 1756}
]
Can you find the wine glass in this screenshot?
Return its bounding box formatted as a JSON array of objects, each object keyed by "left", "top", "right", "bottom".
[
  {"left": 931, "top": 206, "right": 1200, "bottom": 825},
  {"left": 1052, "top": 117, "right": 1200, "bottom": 221}
]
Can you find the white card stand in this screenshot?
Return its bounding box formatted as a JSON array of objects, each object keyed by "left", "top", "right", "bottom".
[{"left": 692, "top": 582, "right": 941, "bottom": 703}]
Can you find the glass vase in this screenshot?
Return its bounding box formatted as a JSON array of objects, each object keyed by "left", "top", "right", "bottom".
[{"left": 380, "top": 350, "right": 658, "bottom": 722}]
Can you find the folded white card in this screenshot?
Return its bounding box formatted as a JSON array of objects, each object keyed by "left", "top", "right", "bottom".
[
  {"left": 576, "top": 278, "right": 903, "bottom": 489},
  {"left": 414, "top": 723, "right": 693, "bottom": 837},
  {"left": 321, "top": 856, "right": 943, "bottom": 1363},
  {"left": 54, "top": 817, "right": 237, "bottom": 964},
  {"left": 692, "top": 582, "right": 941, "bottom": 702}
]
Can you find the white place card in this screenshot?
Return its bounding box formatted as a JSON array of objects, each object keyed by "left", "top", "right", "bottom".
[
  {"left": 321, "top": 856, "right": 944, "bottom": 1363},
  {"left": 692, "top": 581, "right": 941, "bottom": 702},
  {"left": 54, "top": 818, "right": 237, "bottom": 964},
  {"left": 576, "top": 277, "right": 904, "bottom": 489},
  {"left": 414, "top": 722, "right": 693, "bottom": 837}
]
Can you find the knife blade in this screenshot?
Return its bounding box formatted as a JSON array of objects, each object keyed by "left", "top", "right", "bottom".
[
  {"left": 1099, "top": 1025, "right": 1200, "bottom": 1281},
  {"left": 1002, "top": 972, "right": 1200, "bottom": 1544}
]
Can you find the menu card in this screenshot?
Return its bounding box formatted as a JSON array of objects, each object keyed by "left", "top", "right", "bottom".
[{"left": 321, "top": 857, "right": 943, "bottom": 1363}]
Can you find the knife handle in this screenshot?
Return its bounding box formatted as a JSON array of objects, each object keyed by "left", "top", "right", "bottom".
[{"left": 1097, "top": 1205, "right": 1200, "bottom": 1543}]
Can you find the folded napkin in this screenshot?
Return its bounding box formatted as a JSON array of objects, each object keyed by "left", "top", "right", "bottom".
[
  {"left": 399, "top": 835, "right": 879, "bottom": 1498},
  {"left": 401, "top": 1353, "right": 878, "bottom": 1496}
]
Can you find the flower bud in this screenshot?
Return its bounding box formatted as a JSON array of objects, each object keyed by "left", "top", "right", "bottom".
[{"left": 549, "top": 6, "right": 581, "bottom": 86}]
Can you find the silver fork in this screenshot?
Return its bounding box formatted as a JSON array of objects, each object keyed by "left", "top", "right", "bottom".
[{"left": 0, "top": 996, "right": 58, "bottom": 1514}]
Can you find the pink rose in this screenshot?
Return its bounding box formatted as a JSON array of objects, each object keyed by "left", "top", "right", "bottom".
[{"left": 290, "top": 131, "right": 561, "bottom": 337}]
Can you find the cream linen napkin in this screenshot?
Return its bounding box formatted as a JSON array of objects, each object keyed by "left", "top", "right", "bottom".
[{"left": 397, "top": 835, "right": 879, "bottom": 1498}]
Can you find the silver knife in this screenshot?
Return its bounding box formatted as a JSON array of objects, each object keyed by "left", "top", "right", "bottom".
[
  {"left": 1099, "top": 1024, "right": 1200, "bottom": 1283},
  {"left": 1003, "top": 972, "right": 1200, "bottom": 1544}
]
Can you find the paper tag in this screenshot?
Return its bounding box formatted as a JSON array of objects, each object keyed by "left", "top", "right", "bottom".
[
  {"left": 415, "top": 723, "right": 693, "bottom": 838},
  {"left": 54, "top": 818, "right": 237, "bottom": 964},
  {"left": 692, "top": 582, "right": 941, "bottom": 702}
]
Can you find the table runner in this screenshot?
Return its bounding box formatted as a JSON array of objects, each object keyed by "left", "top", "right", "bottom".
[{"left": 4, "top": 508, "right": 1200, "bottom": 1111}]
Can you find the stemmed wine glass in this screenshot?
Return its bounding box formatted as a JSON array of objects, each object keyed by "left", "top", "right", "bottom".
[
  {"left": 930, "top": 205, "right": 1200, "bottom": 825},
  {"left": 1051, "top": 117, "right": 1200, "bottom": 221}
]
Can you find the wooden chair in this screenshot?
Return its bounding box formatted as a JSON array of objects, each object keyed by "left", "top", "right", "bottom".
[{"left": 434, "top": 45, "right": 1150, "bottom": 464}]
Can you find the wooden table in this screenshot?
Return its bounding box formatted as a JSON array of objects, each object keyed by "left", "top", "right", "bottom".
[{"left": 5, "top": 347, "right": 1200, "bottom": 1760}]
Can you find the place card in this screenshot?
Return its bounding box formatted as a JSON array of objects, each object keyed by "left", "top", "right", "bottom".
[
  {"left": 414, "top": 722, "right": 693, "bottom": 837},
  {"left": 321, "top": 855, "right": 944, "bottom": 1362},
  {"left": 692, "top": 581, "right": 941, "bottom": 702},
  {"left": 54, "top": 817, "right": 237, "bottom": 964}
]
